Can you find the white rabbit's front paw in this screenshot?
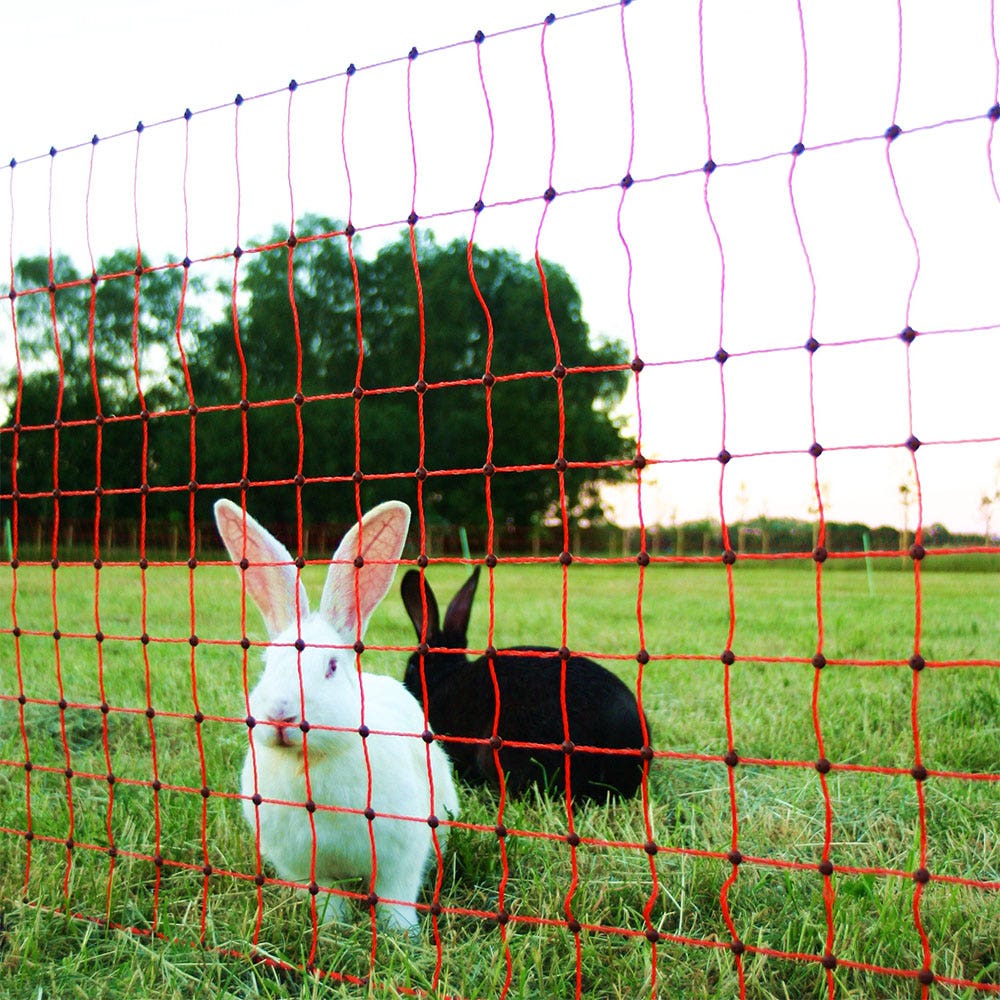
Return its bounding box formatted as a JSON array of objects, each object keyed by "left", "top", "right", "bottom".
[{"left": 379, "top": 902, "right": 421, "bottom": 936}]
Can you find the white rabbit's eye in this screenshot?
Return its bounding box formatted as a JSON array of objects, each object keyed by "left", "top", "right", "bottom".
[{"left": 325, "top": 657, "right": 338, "bottom": 678}]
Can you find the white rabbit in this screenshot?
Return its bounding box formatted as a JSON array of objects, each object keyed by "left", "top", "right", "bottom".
[{"left": 214, "top": 498, "right": 459, "bottom": 933}]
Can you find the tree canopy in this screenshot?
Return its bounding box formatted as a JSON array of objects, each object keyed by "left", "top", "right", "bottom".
[{"left": 4, "top": 216, "right": 634, "bottom": 533}]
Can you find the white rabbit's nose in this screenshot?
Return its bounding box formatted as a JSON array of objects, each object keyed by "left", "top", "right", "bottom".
[{"left": 263, "top": 712, "right": 299, "bottom": 747}]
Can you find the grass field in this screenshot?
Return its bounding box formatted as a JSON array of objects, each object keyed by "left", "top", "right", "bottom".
[{"left": 1, "top": 558, "right": 998, "bottom": 999}]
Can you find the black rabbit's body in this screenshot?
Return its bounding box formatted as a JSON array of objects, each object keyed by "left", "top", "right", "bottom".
[{"left": 401, "top": 568, "right": 651, "bottom": 803}]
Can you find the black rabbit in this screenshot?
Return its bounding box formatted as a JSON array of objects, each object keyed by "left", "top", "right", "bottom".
[{"left": 401, "top": 566, "right": 652, "bottom": 804}]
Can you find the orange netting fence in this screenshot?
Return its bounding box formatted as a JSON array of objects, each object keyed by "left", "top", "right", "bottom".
[{"left": 2, "top": 2, "right": 999, "bottom": 998}]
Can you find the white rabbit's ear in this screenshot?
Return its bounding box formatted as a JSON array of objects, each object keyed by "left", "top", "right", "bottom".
[
  {"left": 320, "top": 501, "right": 411, "bottom": 640},
  {"left": 213, "top": 499, "right": 309, "bottom": 639}
]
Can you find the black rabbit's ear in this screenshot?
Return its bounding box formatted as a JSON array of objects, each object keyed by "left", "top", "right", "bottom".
[
  {"left": 443, "top": 565, "right": 481, "bottom": 640},
  {"left": 401, "top": 569, "right": 440, "bottom": 640}
]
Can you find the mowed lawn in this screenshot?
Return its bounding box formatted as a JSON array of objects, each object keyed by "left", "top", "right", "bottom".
[{"left": 0, "top": 558, "right": 997, "bottom": 998}]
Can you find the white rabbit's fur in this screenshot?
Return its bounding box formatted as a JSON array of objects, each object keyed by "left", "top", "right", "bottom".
[{"left": 214, "top": 499, "right": 458, "bottom": 932}]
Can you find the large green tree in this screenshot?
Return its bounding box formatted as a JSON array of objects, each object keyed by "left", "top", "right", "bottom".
[{"left": 184, "top": 216, "right": 634, "bottom": 528}]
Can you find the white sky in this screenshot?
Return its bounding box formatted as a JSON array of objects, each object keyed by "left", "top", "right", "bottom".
[{"left": 2, "top": 0, "right": 999, "bottom": 535}]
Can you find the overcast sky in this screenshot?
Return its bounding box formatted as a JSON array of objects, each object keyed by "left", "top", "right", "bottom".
[{"left": 2, "top": 1, "right": 999, "bottom": 535}]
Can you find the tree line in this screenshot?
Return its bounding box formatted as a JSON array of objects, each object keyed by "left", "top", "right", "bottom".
[{"left": 2, "top": 215, "right": 634, "bottom": 533}]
